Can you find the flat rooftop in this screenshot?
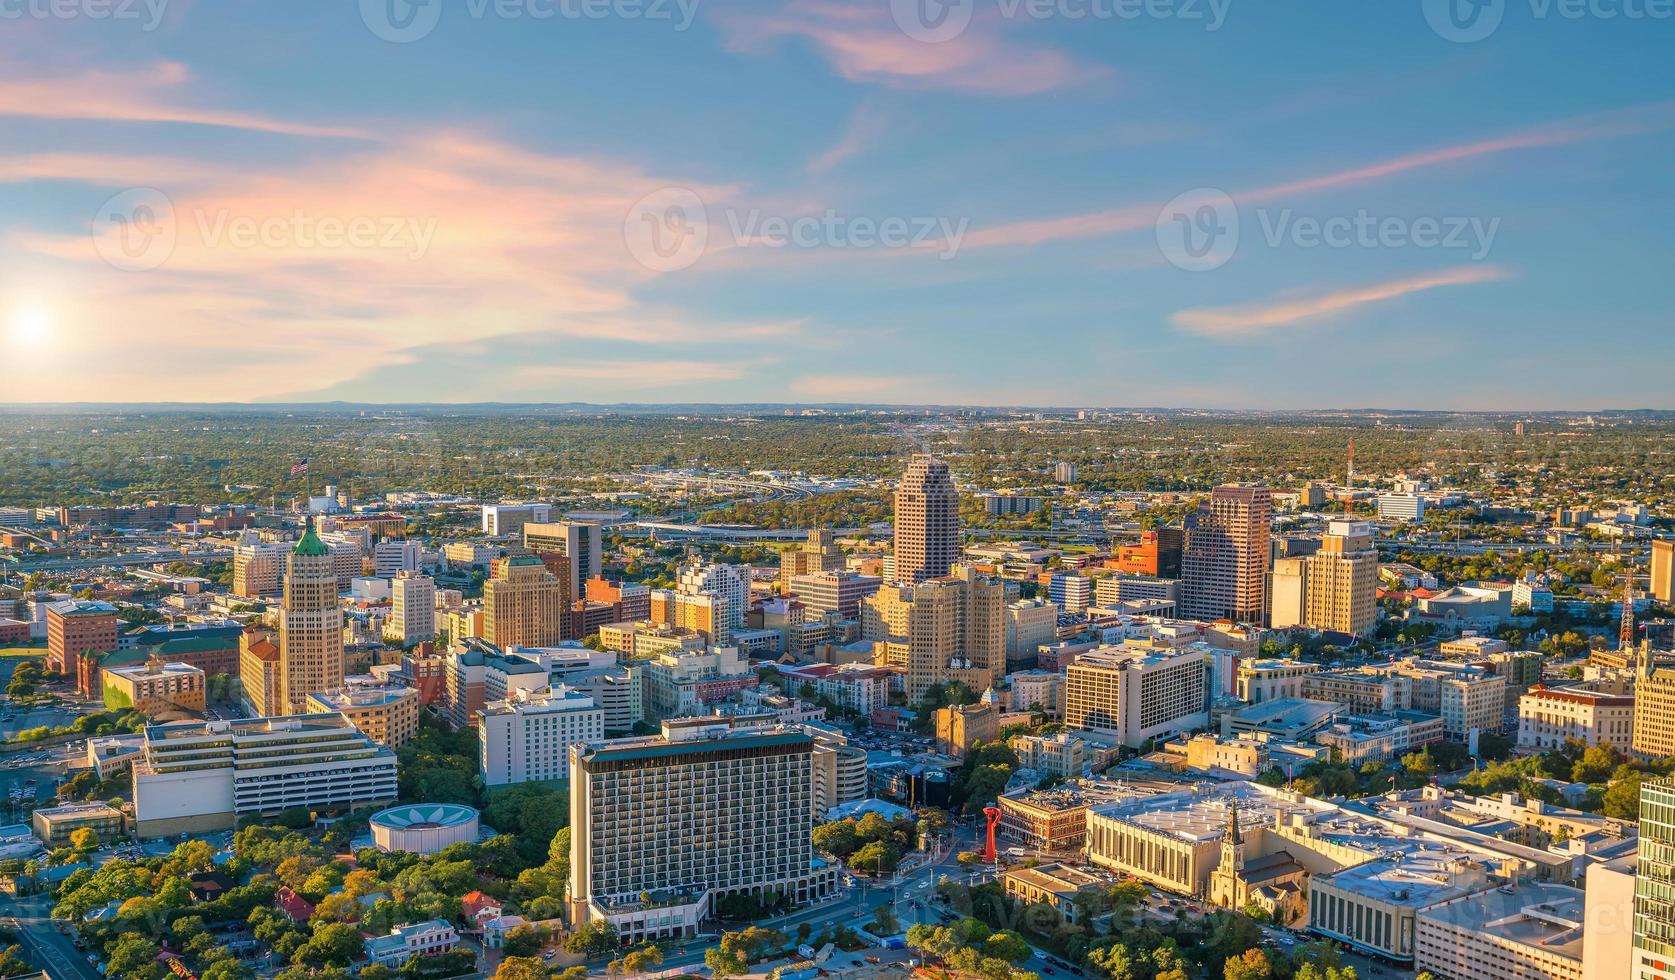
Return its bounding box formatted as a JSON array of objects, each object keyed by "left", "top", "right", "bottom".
[
  {"left": 1418, "top": 882, "right": 1584, "bottom": 961},
  {"left": 1318, "top": 842, "right": 1491, "bottom": 907}
]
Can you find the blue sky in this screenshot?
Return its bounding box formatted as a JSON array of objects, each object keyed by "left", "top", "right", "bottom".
[{"left": 0, "top": 0, "right": 1671, "bottom": 408}]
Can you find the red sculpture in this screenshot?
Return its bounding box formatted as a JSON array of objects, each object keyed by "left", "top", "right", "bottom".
[{"left": 982, "top": 805, "right": 1002, "bottom": 863}]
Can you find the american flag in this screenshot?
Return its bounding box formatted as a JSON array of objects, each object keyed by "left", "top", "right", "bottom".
[{"left": 290, "top": 458, "right": 309, "bottom": 476}]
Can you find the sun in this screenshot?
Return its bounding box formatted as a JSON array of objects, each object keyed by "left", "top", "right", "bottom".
[{"left": 7, "top": 307, "right": 54, "bottom": 348}]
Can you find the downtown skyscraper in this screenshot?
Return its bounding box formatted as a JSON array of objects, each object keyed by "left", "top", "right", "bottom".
[
  {"left": 278, "top": 521, "right": 346, "bottom": 714},
  {"left": 893, "top": 454, "right": 959, "bottom": 585},
  {"left": 1181, "top": 484, "right": 1273, "bottom": 625}
]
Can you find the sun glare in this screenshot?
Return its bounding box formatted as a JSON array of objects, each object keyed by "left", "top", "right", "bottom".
[{"left": 7, "top": 306, "right": 54, "bottom": 348}]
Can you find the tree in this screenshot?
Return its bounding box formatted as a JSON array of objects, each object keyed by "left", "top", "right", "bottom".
[
  {"left": 108, "top": 936, "right": 162, "bottom": 978},
  {"left": 493, "top": 957, "right": 550, "bottom": 980},
  {"left": 68, "top": 827, "right": 99, "bottom": 852},
  {"left": 563, "top": 920, "right": 618, "bottom": 957},
  {"left": 1603, "top": 766, "right": 1645, "bottom": 819},
  {"left": 502, "top": 924, "right": 545, "bottom": 958},
  {"left": 983, "top": 931, "right": 1030, "bottom": 964},
  {"left": 870, "top": 904, "right": 899, "bottom": 936},
  {"left": 1225, "top": 948, "right": 1273, "bottom": 980},
  {"left": 704, "top": 946, "right": 748, "bottom": 979},
  {"left": 293, "top": 922, "right": 365, "bottom": 968},
  {"left": 852, "top": 840, "right": 899, "bottom": 875},
  {"left": 619, "top": 945, "right": 663, "bottom": 975},
  {"left": 811, "top": 820, "right": 859, "bottom": 858}
]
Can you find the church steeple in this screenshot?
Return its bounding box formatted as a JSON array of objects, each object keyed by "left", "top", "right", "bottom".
[{"left": 1220, "top": 798, "right": 1245, "bottom": 873}]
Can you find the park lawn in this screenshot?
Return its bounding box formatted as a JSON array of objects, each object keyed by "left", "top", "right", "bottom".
[{"left": 0, "top": 647, "right": 45, "bottom": 658}]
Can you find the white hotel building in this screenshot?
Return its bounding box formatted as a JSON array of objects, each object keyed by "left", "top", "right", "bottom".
[
  {"left": 132, "top": 714, "right": 398, "bottom": 837},
  {"left": 479, "top": 686, "right": 606, "bottom": 785}
]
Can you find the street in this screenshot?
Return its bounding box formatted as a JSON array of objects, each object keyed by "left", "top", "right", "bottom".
[{"left": 1, "top": 891, "right": 101, "bottom": 980}]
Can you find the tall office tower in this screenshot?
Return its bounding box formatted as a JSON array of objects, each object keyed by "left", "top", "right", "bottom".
[
  {"left": 676, "top": 563, "right": 748, "bottom": 642},
  {"left": 1303, "top": 520, "right": 1379, "bottom": 634},
  {"left": 1655, "top": 539, "right": 1675, "bottom": 604},
  {"left": 787, "top": 570, "right": 882, "bottom": 619},
  {"left": 277, "top": 523, "right": 345, "bottom": 715},
  {"left": 1634, "top": 651, "right": 1675, "bottom": 759},
  {"left": 390, "top": 571, "right": 436, "bottom": 646},
  {"left": 524, "top": 521, "right": 603, "bottom": 601},
  {"left": 568, "top": 718, "right": 835, "bottom": 944},
  {"left": 1635, "top": 777, "right": 1675, "bottom": 980},
  {"left": 1181, "top": 484, "right": 1273, "bottom": 623},
  {"left": 1063, "top": 646, "right": 1209, "bottom": 748},
  {"left": 1267, "top": 558, "right": 1308, "bottom": 630},
  {"left": 860, "top": 565, "right": 1005, "bottom": 702},
  {"left": 893, "top": 454, "right": 959, "bottom": 584},
  {"left": 1109, "top": 529, "right": 1185, "bottom": 578},
  {"left": 232, "top": 529, "right": 283, "bottom": 598},
  {"left": 779, "top": 528, "right": 845, "bottom": 591},
  {"left": 484, "top": 555, "right": 565, "bottom": 648}
]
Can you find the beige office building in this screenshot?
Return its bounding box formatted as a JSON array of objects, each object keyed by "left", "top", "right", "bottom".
[
  {"left": 568, "top": 718, "right": 836, "bottom": 944},
  {"left": 861, "top": 565, "right": 1005, "bottom": 702},
  {"left": 1634, "top": 657, "right": 1675, "bottom": 759},
  {"left": 1415, "top": 881, "right": 1585, "bottom": 980},
  {"left": 1654, "top": 539, "right": 1674, "bottom": 604},
  {"left": 484, "top": 554, "right": 565, "bottom": 648},
  {"left": 307, "top": 677, "right": 422, "bottom": 748},
  {"left": 1181, "top": 484, "right": 1272, "bottom": 624},
  {"left": 1517, "top": 683, "right": 1635, "bottom": 752},
  {"left": 893, "top": 455, "right": 959, "bottom": 585},
  {"left": 232, "top": 531, "right": 282, "bottom": 598},
  {"left": 1268, "top": 557, "right": 1308, "bottom": 630},
  {"left": 102, "top": 656, "right": 205, "bottom": 717},
  {"left": 524, "top": 521, "right": 601, "bottom": 601},
  {"left": 779, "top": 528, "right": 844, "bottom": 591},
  {"left": 278, "top": 523, "right": 346, "bottom": 715},
  {"left": 1304, "top": 520, "right": 1378, "bottom": 635},
  {"left": 1236, "top": 658, "right": 1318, "bottom": 704},
  {"left": 239, "top": 628, "right": 283, "bottom": 718},
  {"left": 1064, "top": 645, "right": 1208, "bottom": 748},
  {"left": 390, "top": 571, "right": 436, "bottom": 646}
]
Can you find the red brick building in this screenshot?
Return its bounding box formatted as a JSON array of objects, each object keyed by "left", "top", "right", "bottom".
[{"left": 46, "top": 599, "right": 119, "bottom": 677}]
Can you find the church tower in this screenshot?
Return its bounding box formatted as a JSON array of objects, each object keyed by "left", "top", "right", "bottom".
[{"left": 1219, "top": 798, "right": 1246, "bottom": 874}]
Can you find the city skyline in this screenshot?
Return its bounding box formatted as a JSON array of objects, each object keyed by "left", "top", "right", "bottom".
[{"left": 1, "top": 5, "right": 1671, "bottom": 408}]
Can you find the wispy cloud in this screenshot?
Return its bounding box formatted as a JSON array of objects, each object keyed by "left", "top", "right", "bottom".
[
  {"left": 1170, "top": 266, "right": 1512, "bottom": 337},
  {"left": 715, "top": 0, "right": 1106, "bottom": 96},
  {"left": 965, "top": 102, "right": 1675, "bottom": 249},
  {"left": 0, "top": 61, "right": 366, "bottom": 138},
  {"left": 790, "top": 373, "right": 931, "bottom": 399},
  {"left": 808, "top": 102, "right": 888, "bottom": 175}
]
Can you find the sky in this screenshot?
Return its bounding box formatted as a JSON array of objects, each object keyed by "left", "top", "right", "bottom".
[{"left": 0, "top": 0, "right": 1671, "bottom": 409}]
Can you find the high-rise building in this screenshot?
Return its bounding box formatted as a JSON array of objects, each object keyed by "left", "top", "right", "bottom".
[
  {"left": 1047, "top": 573, "right": 1092, "bottom": 613},
  {"left": 232, "top": 530, "right": 283, "bottom": 598},
  {"left": 1654, "top": 540, "right": 1675, "bottom": 604},
  {"left": 484, "top": 555, "right": 565, "bottom": 648},
  {"left": 1181, "top": 484, "right": 1272, "bottom": 624},
  {"left": 779, "top": 528, "right": 845, "bottom": 592},
  {"left": 1005, "top": 597, "right": 1058, "bottom": 671},
  {"left": 1267, "top": 558, "right": 1308, "bottom": 629},
  {"left": 1634, "top": 654, "right": 1675, "bottom": 759},
  {"left": 373, "top": 539, "right": 423, "bottom": 577},
  {"left": 524, "top": 521, "right": 603, "bottom": 601},
  {"left": 1109, "top": 529, "right": 1184, "bottom": 579},
  {"left": 1633, "top": 777, "right": 1675, "bottom": 980},
  {"left": 567, "top": 717, "right": 836, "bottom": 944},
  {"left": 675, "top": 563, "right": 748, "bottom": 643},
  {"left": 479, "top": 686, "right": 605, "bottom": 785},
  {"left": 1303, "top": 520, "right": 1379, "bottom": 635},
  {"left": 893, "top": 455, "right": 959, "bottom": 585},
  {"left": 307, "top": 677, "right": 422, "bottom": 748},
  {"left": 46, "top": 598, "right": 118, "bottom": 678},
  {"left": 1063, "top": 645, "right": 1209, "bottom": 748},
  {"left": 788, "top": 570, "right": 881, "bottom": 619},
  {"left": 860, "top": 565, "right": 1005, "bottom": 702},
  {"left": 278, "top": 522, "right": 346, "bottom": 715},
  {"left": 390, "top": 571, "right": 436, "bottom": 646},
  {"left": 238, "top": 627, "right": 283, "bottom": 718},
  {"left": 482, "top": 502, "right": 551, "bottom": 537}
]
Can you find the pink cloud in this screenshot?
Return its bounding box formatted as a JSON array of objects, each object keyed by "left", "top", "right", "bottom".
[
  {"left": 1169, "top": 266, "right": 1513, "bottom": 337},
  {"left": 966, "top": 102, "right": 1675, "bottom": 249},
  {"left": 717, "top": 0, "right": 1107, "bottom": 96},
  {"left": 808, "top": 102, "right": 888, "bottom": 175},
  {"left": 0, "top": 61, "right": 365, "bottom": 138}
]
